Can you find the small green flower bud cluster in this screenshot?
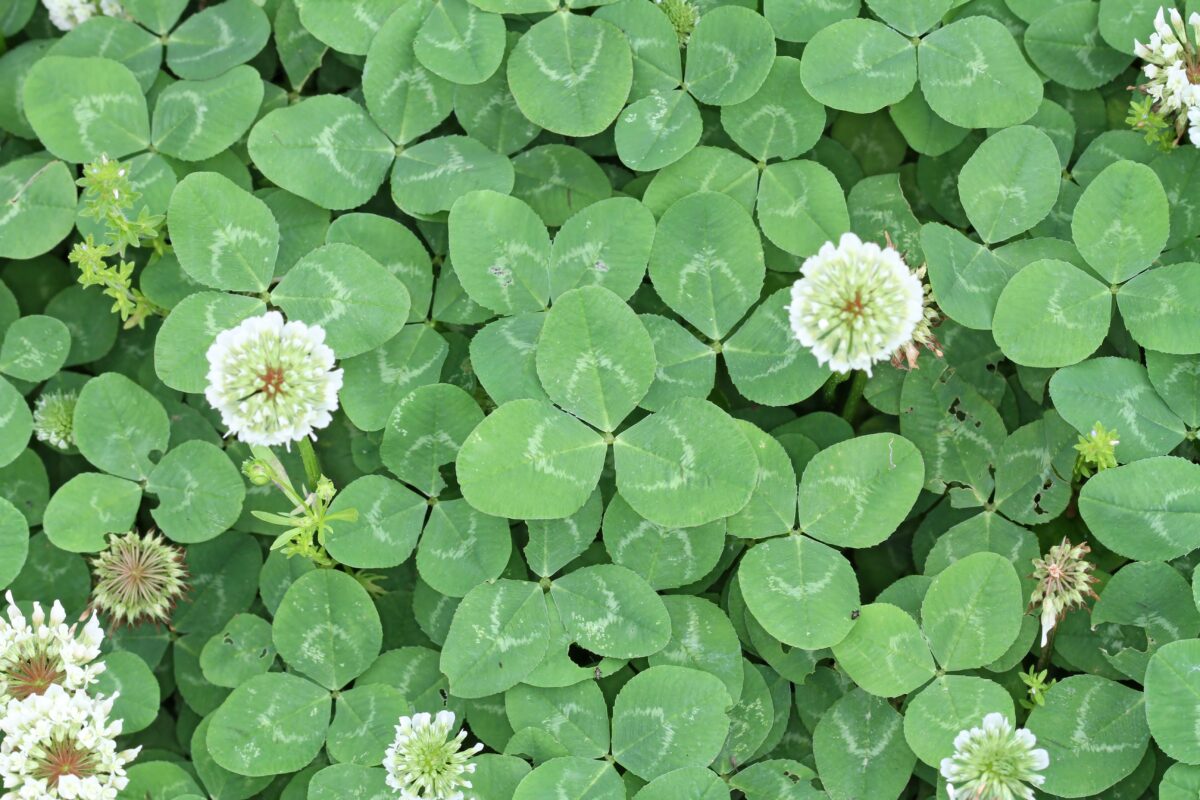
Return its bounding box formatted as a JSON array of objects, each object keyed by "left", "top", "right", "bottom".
[
  {"left": 68, "top": 155, "right": 165, "bottom": 328},
  {"left": 243, "top": 445, "right": 357, "bottom": 568},
  {"left": 1073, "top": 421, "right": 1119, "bottom": 479}
]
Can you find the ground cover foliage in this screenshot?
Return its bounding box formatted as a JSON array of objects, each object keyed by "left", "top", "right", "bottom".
[{"left": 2, "top": 0, "right": 1200, "bottom": 797}]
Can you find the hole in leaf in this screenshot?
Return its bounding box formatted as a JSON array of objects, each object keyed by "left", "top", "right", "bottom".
[{"left": 567, "top": 643, "right": 600, "bottom": 667}]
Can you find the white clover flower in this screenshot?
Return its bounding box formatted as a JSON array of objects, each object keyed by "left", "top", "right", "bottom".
[
  {"left": 0, "top": 592, "right": 104, "bottom": 705},
  {"left": 33, "top": 390, "right": 78, "bottom": 451},
  {"left": 940, "top": 712, "right": 1049, "bottom": 800},
  {"left": 787, "top": 232, "right": 925, "bottom": 375},
  {"left": 0, "top": 684, "right": 140, "bottom": 800},
  {"left": 41, "top": 0, "right": 123, "bottom": 30},
  {"left": 384, "top": 711, "right": 483, "bottom": 800},
  {"left": 1132, "top": 7, "right": 1200, "bottom": 145},
  {"left": 1188, "top": 105, "right": 1200, "bottom": 145},
  {"left": 205, "top": 311, "right": 343, "bottom": 448},
  {"left": 1135, "top": 7, "right": 1200, "bottom": 112}
]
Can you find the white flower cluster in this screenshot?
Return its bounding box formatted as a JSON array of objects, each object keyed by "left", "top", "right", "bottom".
[
  {"left": 0, "top": 684, "right": 140, "bottom": 800},
  {"left": 205, "top": 311, "right": 343, "bottom": 448},
  {"left": 1134, "top": 6, "right": 1200, "bottom": 144},
  {"left": 787, "top": 232, "right": 925, "bottom": 375},
  {"left": 941, "top": 712, "right": 1049, "bottom": 800},
  {"left": 41, "top": 0, "right": 123, "bottom": 31},
  {"left": 0, "top": 592, "right": 104, "bottom": 705},
  {"left": 32, "top": 390, "right": 77, "bottom": 451},
  {"left": 384, "top": 711, "right": 483, "bottom": 800}
]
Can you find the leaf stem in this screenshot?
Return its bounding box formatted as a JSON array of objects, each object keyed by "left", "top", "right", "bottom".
[
  {"left": 841, "top": 370, "right": 868, "bottom": 423},
  {"left": 297, "top": 437, "right": 321, "bottom": 488},
  {"left": 822, "top": 371, "right": 849, "bottom": 405}
]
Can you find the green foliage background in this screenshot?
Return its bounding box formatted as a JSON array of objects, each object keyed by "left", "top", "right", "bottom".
[{"left": 2, "top": 0, "right": 1200, "bottom": 796}]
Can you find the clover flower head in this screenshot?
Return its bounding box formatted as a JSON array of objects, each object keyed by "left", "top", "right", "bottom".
[
  {"left": 1132, "top": 7, "right": 1200, "bottom": 145},
  {"left": 655, "top": 0, "right": 699, "bottom": 46},
  {"left": 1073, "top": 421, "right": 1119, "bottom": 479},
  {"left": 33, "top": 390, "right": 78, "bottom": 451},
  {"left": 0, "top": 684, "right": 140, "bottom": 799},
  {"left": 41, "top": 0, "right": 123, "bottom": 30},
  {"left": 940, "top": 712, "right": 1049, "bottom": 800},
  {"left": 787, "top": 232, "right": 925, "bottom": 375},
  {"left": 91, "top": 530, "right": 187, "bottom": 628},
  {"left": 1029, "top": 537, "right": 1100, "bottom": 647},
  {"left": 205, "top": 311, "right": 343, "bottom": 448},
  {"left": 891, "top": 262, "right": 944, "bottom": 370},
  {"left": 0, "top": 592, "right": 104, "bottom": 705},
  {"left": 1189, "top": 105, "right": 1200, "bottom": 145},
  {"left": 384, "top": 711, "right": 483, "bottom": 800}
]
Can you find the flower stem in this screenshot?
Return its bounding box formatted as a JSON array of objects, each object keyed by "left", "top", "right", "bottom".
[
  {"left": 841, "top": 370, "right": 868, "bottom": 423},
  {"left": 821, "top": 371, "right": 849, "bottom": 405},
  {"left": 1036, "top": 623, "right": 1059, "bottom": 672},
  {"left": 297, "top": 437, "right": 321, "bottom": 488}
]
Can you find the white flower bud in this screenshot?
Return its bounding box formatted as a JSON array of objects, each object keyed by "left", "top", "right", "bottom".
[{"left": 385, "top": 710, "right": 484, "bottom": 799}]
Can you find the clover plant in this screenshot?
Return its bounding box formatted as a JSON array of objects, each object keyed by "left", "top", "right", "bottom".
[{"left": 1, "top": 0, "right": 1200, "bottom": 797}]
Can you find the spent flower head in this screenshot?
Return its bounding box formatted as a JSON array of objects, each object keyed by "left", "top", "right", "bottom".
[
  {"left": 940, "top": 712, "right": 1049, "bottom": 800},
  {"left": 0, "top": 684, "right": 140, "bottom": 800},
  {"left": 891, "top": 260, "right": 943, "bottom": 370},
  {"left": 0, "top": 593, "right": 104, "bottom": 705},
  {"left": 90, "top": 530, "right": 187, "bottom": 628},
  {"left": 205, "top": 311, "right": 343, "bottom": 448},
  {"left": 384, "top": 710, "right": 483, "bottom": 800},
  {"left": 1029, "top": 537, "right": 1100, "bottom": 648},
  {"left": 33, "top": 390, "right": 78, "bottom": 451},
  {"left": 787, "top": 232, "right": 926, "bottom": 375},
  {"left": 1131, "top": 7, "right": 1200, "bottom": 146}
]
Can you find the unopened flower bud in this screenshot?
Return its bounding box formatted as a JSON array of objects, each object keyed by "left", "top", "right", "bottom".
[{"left": 242, "top": 458, "right": 274, "bottom": 486}]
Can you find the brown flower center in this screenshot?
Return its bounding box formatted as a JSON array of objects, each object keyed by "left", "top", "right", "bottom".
[
  {"left": 259, "top": 366, "right": 286, "bottom": 398},
  {"left": 32, "top": 737, "right": 98, "bottom": 787},
  {"left": 5, "top": 652, "right": 64, "bottom": 700}
]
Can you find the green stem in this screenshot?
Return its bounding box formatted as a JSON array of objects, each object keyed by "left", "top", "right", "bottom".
[
  {"left": 1036, "top": 624, "right": 1058, "bottom": 673},
  {"left": 841, "top": 370, "right": 868, "bottom": 423},
  {"left": 821, "top": 371, "right": 850, "bottom": 406},
  {"left": 297, "top": 437, "right": 321, "bottom": 488}
]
